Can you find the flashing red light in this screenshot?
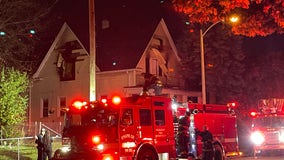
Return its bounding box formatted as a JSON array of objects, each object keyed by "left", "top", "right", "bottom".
[
  {"left": 92, "top": 135, "right": 100, "bottom": 144},
  {"left": 227, "top": 102, "right": 237, "bottom": 108},
  {"left": 101, "top": 98, "right": 107, "bottom": 103},
  {"left": 72, "top": 101, "right": 87, "bottom": 109},
  {"left": 112, "top": 96, "right": 121, "bottom": 105},
  {"left": 250, "top": 111, "right": 257, "bottom": 117}
]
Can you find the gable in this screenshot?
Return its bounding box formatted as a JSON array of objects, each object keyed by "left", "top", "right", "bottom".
[
  {"left": 33, "top": 23, "right": 98, "bottom": 79},
  {"left": 137, "top": 19, "right": 182, "bottom": 78}
]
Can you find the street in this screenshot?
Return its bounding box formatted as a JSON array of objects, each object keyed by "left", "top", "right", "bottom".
[
  {"left": 180, "top": 155, "right": 284, "bottom": 160},
  {"left": 228, "top": 156, "right": 284, "bottom": 160}
]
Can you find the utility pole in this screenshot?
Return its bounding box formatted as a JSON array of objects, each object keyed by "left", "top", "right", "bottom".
[{"left": 89, "top": 0, "right": 96, "bottom": 101}]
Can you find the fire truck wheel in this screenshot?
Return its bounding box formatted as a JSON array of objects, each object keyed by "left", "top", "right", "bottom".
[
  {"left": 136, "top": 145, "right": 158, "bottom": 160},
  {"left": 213, "top": 142, "right": 225, "bottom": 160}
]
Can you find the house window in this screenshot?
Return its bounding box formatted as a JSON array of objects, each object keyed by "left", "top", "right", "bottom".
[
  {"left": 57, "top": 55, "right": 75, "bottom": 81},
  {"left": 174, "top": 95, "right": 183, "bottom": 103},
  {"left": 43, "top": 98, "right": 49, "bottom": 117},
  {"left": 60, "top": 97, "right": 66, "bottom": 116},
  {"left": 146, "top": 57, "right": 150, "bottom": 73},
  {"left": 146, "top": 57, "right": 159, "bottom": 76},
  {"left": 159, "top": 67, "right": 162, "bottom": 76},
  {"left": 188, "top": 96, "right": 198, "bottom": 103},
  {"left": 150, "top": 59, "right": 158, "bottom": 75},
  {"left": 57, "top": 41, "right": 78, "bottom": 81}
]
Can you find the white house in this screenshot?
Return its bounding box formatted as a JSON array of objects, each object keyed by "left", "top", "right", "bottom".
[{"left": 29, "top": 18, "right": 200, "bottom": 128}]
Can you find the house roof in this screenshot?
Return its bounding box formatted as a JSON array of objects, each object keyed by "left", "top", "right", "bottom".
[
  {"left": 33, "top": 23, "right": 90, "bottom": 78},
  {"left": 57, "top": 0, "right": 183, "bottom": 72}
]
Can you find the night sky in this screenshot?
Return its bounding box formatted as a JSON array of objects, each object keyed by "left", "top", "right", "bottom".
[
  {"left": 244, "top": 34, "right": 284, "bottom": 57},
  {"left": 57, "top": 0, "right": 284, "bottom": 62}
]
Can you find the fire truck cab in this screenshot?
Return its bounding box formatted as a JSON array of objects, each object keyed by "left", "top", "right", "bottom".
[
  {"left": 53, "top": 95, "right": 176, "bottom": 160},
  {"left": 250, "top": 98, "right": 284, "bottom": 156}
]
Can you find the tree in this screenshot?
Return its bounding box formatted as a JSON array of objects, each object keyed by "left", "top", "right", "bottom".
[
  {"left": 169, "top": 0, "right": 284, "bottom": 105},
  {"left": 176, "top": 22, "right": 246, "bottom": 104},
  {"left": 0, "top": 0, "right": 60, "bottom": 74},
  {"left": 171, "top": 0, "right": 284, "bottom": 37},
  {"left": 0, "top": 67, "right": 29, "bottom": 138},
  {"left": 243, "top": 50, "right": 284, "bottom": 107}
]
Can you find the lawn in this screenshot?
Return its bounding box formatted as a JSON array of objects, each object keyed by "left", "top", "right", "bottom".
[
  {"left": 0, "top": 145, "right": 37, "bottom": 160},
  {"left": 0, "top": 139, "right": 62, "bottom": 160}
]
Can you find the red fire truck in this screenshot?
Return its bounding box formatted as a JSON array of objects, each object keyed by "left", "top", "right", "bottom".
[
  {"left": 53, "top": 95, "right": 241, "bottom": 160},
  {"left": 249, "top": 98, "right": 284, "bottom": 156},
  {"left": 174, "top": 102, "right": 240, "bottom": 158}
]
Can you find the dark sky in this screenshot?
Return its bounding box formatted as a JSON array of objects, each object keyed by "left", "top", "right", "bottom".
[
  {"left": 56, "top": 0, "right": 284, "bottom": 59},
  {"left": 244, "top": 34, "right": 284, "bottom": 56}
]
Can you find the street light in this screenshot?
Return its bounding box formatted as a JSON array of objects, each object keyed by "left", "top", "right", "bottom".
[{"left": 200, "top": 17, "right": 238, "bottom": 104}]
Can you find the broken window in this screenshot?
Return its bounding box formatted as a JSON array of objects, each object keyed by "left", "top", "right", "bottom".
[{"left": 57, "top": 41, "right": 80, "bottom": 81}]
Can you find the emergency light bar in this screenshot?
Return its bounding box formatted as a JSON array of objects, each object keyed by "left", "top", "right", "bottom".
[
  {"left": 100, "top": 96, "right": 122, "bottom": 106},
  {"left": 71, "top": 96, "right": 122, "bottom": 110}
]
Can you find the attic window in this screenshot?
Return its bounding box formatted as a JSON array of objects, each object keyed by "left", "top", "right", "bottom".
[{"left": 57, "top": 41, "right": 80, "bottom": 81}]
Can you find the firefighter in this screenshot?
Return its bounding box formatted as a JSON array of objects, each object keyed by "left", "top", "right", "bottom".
[
  {"left": 177, "top": 111, "right": 190, "bottom": 157},
  {"left": 43, "top": 130, "right": 53, "bottom": 160},
  {"left": 35, "top": 128, "right": 46, "bottom": 160},
  {"left": 141, "top": 73, "right": 163, "bottom": 95},
  {"left": 196, "top": 125, "right": 214, "bottom": 160}
]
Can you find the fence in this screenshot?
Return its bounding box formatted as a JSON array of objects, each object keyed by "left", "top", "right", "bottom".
[
  {"left": 0, "top": 136, "right": 34, "bottom": 160},
  {"left": 0, "top": 122, "right": 63, "bottom": 160},
  {"left": 25, "top": 121, "right": 63, "bottom": 137},
  {"left": 0, "top": 136, "right": 62, "bottom": 160}
]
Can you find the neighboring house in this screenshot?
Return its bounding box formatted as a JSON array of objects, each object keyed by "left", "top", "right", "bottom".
[{"left": 29, "top": 19, "right": 201, "bottom": 126}]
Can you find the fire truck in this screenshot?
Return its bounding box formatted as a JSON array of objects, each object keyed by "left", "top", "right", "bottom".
[
  {"left": 249, "top": 98, "right": 284, "bottom": 156},
  {"left": 174, "top": 102, "right": 240, "bottom": 158},
  {"left": 52, "top": 95, "right": 240, "bottom": 160}
]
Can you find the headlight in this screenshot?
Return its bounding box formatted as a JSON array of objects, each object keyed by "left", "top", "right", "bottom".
[
  {"left": 250, "top": 131, "right": 265, "bottom": 145},
  {"left": 279, "top": 130, "right": 284, "bottom": 142}
]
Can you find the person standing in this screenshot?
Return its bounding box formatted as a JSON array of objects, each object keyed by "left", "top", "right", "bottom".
[
  {"left": 196, "top": 125, "right": 214, "bottom": 160},
  {"left": 43, "top": 130, "right": 53, "bottom": 160},
  {"left": 35, "top": 128, "right": 46, "bottom": 160},
  {"left": 177, "top": 111, "right": 190, "bottom": 157}
]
